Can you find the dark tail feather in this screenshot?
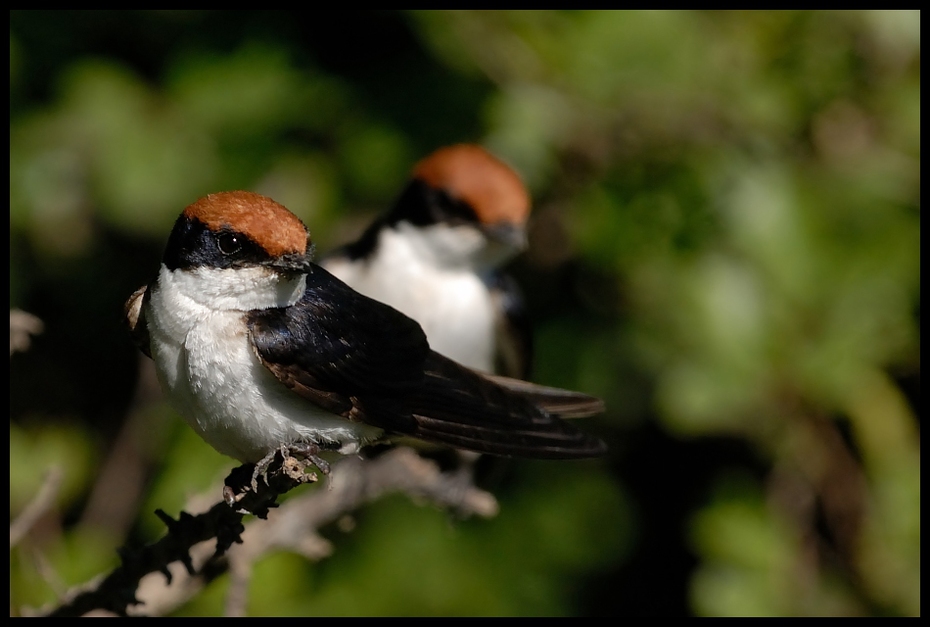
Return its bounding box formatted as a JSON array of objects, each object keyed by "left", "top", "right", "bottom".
[
  {"left": 479, "top": 373, "right": 605, "bottom": 419},
  {"left": 401, "top": 354, "right": 607, "bottom": 459}
]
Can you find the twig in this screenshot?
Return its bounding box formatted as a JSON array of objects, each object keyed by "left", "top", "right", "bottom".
[
  {"left": 78, "top": 357, "right": 165, "bottom": 538},
  {"left": 218, "top": 447, "right": 497, "bottom": 616},
  {"left": 10, "top": 309, "right": 43, "bottom": 356},
  {"left": 10, "top": 466, "right": 64, "bottom": 549}
]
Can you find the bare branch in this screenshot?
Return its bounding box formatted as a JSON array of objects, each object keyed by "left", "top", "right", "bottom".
[
  {"left": 32, "top": 447, "right": 497, "bottom": 617},
  {"left": 38, "top": 451, "right": 320, "bottom": 617}
]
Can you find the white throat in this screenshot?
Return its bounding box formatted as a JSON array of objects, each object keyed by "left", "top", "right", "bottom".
[{"left": 159, "top": 264, "right": 306, "bottom": 312}]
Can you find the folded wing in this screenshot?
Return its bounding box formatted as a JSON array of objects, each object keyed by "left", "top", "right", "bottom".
[{"left": 247, "top": 264, "right": 606, "bottom": 459}]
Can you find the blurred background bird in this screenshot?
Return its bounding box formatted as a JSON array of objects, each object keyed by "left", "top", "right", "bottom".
[{"left": 322, "top": 144, "right": 534, "bottom": 381}]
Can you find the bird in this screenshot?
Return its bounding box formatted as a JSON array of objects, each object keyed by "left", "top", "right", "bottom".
[
  {"left": 322, "top": 144, "right": 533, "bottom": 380},
  {"left": 125, "top": 191, "right": 605, "bottom": 468}
]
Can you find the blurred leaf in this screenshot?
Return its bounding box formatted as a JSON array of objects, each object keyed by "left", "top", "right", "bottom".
[{"left": 10, "top": 420, "right": 98, "bottom": 516}]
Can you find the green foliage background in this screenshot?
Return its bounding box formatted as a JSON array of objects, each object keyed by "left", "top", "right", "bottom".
[{"left": 10, "top": 10, "right": 919, "bottom": 616}]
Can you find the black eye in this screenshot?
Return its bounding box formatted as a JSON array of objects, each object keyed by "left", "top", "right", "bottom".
[{"left": 217, "top": 232, "right": 243, "bottom": 256}]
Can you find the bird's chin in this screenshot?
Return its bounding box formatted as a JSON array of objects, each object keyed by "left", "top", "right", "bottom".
[
  {"left": 168, "top": 266, "right": 306, "bottom": 311},
  {"left": 398, "top": 222, "right": 493, "bottom": 269}
]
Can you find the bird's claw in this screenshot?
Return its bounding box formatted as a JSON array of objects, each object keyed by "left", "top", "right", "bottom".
[
  {"left": 248, "top": 442, "right": 330, "bottom": 492},
  {"left": 250, "top": 448, "right": 279, "bottom": 492}
]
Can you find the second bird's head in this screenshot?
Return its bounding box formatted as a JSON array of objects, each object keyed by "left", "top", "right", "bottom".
[{"left": 385, "top": 144, "right": 531, "bottom": 269}]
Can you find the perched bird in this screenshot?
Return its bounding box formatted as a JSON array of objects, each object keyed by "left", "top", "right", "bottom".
[
  {"left": 126, "top": 191, "right": 605, "bottom": 466},
  {"left": 322, "top": 144, "right": 532, "bottom": 379}
]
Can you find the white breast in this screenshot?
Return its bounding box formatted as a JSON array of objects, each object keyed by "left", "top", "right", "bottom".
[{"left": 145, "top": 264, "right": 383, "bottom": 463}]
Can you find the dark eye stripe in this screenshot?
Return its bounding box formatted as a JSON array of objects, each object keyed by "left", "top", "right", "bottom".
[{"left": 163, "top": 216, "right": 274, "bottom": 271}]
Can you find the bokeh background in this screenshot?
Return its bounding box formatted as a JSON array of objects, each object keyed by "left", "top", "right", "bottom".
[{"left": 9, "top": 10, "right": 920, "bottom": 617}]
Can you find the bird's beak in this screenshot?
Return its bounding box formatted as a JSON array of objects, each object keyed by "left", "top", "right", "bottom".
[
  {"left": 484, "top": 222, "right": 528, "bottom": 252},
  {"left": 267, "top": 253, "right": 313, "bottom": 276}
]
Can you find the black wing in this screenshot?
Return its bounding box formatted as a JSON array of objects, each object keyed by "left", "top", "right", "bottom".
[{"left": 247, "top": 264, "right": 606, "bottom": 459}]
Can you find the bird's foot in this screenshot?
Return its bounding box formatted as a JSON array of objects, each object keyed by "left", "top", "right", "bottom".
[
  {"left": 249, "top": 442, "right": 330, "bottom": 492},
  {"left": 285, "top": 441, "right": 332, "bottom": 475},
  {"left": 223, "top": 443, "right": 325, "bottom": 516}
]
